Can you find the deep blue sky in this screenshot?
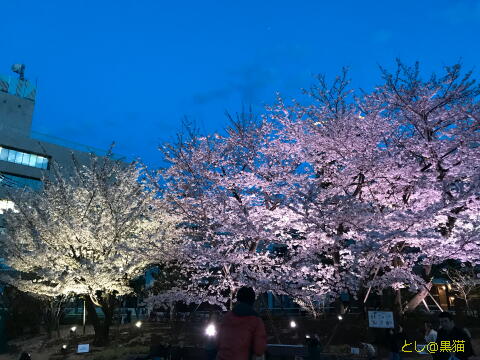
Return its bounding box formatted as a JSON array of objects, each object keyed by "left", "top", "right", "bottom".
[{"left": 1, "top": 0, "right": 479, "bottom": 167}]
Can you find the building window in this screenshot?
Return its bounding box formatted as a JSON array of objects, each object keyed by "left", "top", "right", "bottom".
[
  {"left": 0, "top": 146, "right": 49, "bottom": 169},
  {"left": 0, "top": 173, "right": 42, "bottom": 190}
]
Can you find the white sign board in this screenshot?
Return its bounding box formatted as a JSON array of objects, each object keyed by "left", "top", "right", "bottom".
[
  {"left": 368, "top": 311, "right": 394, "bottom": 328},
  {"left": 77, "top": 344, "right": 90, "bottom": 353},
  {"left": 351, "top": 347, "right": 360, "bottom": 355}
]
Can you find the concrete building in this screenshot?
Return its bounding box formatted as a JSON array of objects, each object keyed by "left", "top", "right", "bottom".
[{"left": 0, "top": 67, "right": 121, "bottom": 209}]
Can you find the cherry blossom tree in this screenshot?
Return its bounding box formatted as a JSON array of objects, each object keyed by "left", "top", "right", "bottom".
[
  {"left": 0, "top": 154, "right": 180, "bottom": 344},
  {"left": 443, "top": 265, "right": 480, "bottom": 314},
  {"left": 287, "top": 62, "right": 480, "bottom": 314},
  {"left": 0, "top": 271, "right": 69, "bottom": 338},
  {"left": 152, "top": 61, "right": 480, "bottom": 317},
  {"left": 151, "top": 117, "right": 289, "bottom": 310},
  {"left": 355, "top": 61, "right": 480, "bottom": 312}
]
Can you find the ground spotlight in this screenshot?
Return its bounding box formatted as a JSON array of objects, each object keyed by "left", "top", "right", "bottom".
[
  {"left": 205, "top": 323, "right": 217, "bottom": 337},
  {"left": 70, "top": 326, "right": 77, "bottom": 332}
]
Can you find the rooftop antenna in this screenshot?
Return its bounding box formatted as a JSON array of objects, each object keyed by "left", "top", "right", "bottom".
[{"left": 11, "top": 63, "right": 26, "bottom": 80}]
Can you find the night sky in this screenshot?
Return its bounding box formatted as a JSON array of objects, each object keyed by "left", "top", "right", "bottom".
[{"left": 1, "top": 0, "right": 479, "bottom": 167}]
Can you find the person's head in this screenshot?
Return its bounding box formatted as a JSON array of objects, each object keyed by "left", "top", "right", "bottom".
[
  {"left": 425, "top": 321, "right": 432, "bottom": 331},
  {"left": 438, "top": 312, "right": 455, "bottom": 331},
  {"left": 236, "top": 286, "right": 256, "bottom": 306}
]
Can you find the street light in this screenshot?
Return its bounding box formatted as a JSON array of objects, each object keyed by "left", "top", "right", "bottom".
[{"left": 205, "top": 323, "right": 217, "bottom": 337}]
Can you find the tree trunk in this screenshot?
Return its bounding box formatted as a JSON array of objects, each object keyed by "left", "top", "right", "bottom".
[
  {"left": 463, "top": 295, "right": 470, "bottom": 315},
  {"left": 56, "top": 318, "right": 60, "bottom": 338},
  {"left": 44, "top": 305, "right": 53, "bottom": 339},
  {"left": 394, "top": 289, "right": 403, "bottom": 324},
  {"left": 336, "top": 298, "right": 345, "bottom": 315},
  {"left": 229, "top": 288, "right": 234, "bottom": 311},
  {"left": 85, "top": 295, "right": 115, "bottom": 346},
  {"left": 44, "top": 297, "right": 65, "bottom": 339},
  {"left": 169, "top": 302, "right": 175, "bottom": 321}
]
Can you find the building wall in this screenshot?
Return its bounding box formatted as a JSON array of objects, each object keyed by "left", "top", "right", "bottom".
[
  {"left": 0, "top": 71, "right": 99, "bottom": 221},
  {"left": 0, "top": 92, "right": 34, "bottom": 137},
  {"left": 0, "top": 131, "right": 92, "bottom": 197},
  {"left": 0, "top": 72, "right": 95, "bottom": 198}
]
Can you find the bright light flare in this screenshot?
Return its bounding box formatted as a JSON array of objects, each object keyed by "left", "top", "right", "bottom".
[
  {"left": 205, "top": 323, "right": 217, "bottom": 337},
  {"left": 0, "top": 200, "right": 17, "bottom": 214}
]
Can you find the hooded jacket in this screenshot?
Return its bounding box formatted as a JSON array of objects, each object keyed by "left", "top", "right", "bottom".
[{"left": 216, "top": 302, "right": 267, "bottom": 360}]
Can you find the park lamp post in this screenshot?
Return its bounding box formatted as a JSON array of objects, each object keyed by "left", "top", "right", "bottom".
[
  {"left": 205, "top": 323, "right": 217, "bottom": 358},
  {"left": 70, "top": 326, "right": 77, "bottom": 339},
  {"left": 290, "top": 320, "right": 300, "bottom": 340},
  {"left": 134, "top": 321, "right": 143, "bottom": 336}
]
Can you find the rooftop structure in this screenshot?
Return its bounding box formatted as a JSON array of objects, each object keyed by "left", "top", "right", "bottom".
[{"left": 0, "top": 65, "right": 123, "bottom": 194}]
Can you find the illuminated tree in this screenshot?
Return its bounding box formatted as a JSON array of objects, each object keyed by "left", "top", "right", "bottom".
[
  {"left": 0, "top": 154, "right": 180, "bottom": 344},
  {"left": 152, "top": 62, "right": 480, "bottom": 316},
  {"left": 444, "top": 265, "right": 480, "bottom": 314}
]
